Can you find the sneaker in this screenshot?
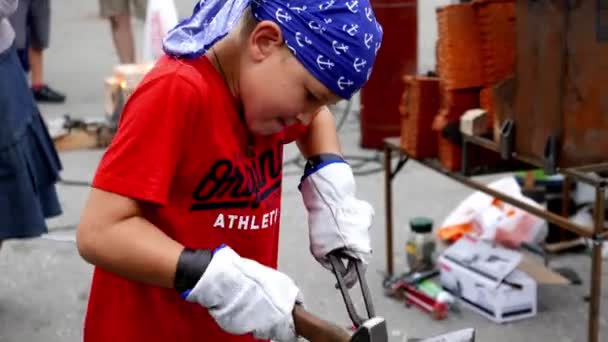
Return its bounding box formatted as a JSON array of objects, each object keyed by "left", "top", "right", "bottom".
[{"left": 32, "top": 85, "right": 66, "bottom": 103}]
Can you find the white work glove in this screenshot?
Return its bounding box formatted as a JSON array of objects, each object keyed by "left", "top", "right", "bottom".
[
  {"left": 185, "top": 246, "right": 301, "bottom": 342},
  {"left": 299, "top": 161, "right": 374, "bottom": 288}
]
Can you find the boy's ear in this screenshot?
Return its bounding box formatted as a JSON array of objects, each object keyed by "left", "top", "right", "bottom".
[{"left": 247, "top": 21, "right": 284, "bottom": 61}]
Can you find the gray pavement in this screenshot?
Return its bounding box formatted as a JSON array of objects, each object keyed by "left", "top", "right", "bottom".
[{"left": 1, "top": 1, "right": 607, "bottom": 341}]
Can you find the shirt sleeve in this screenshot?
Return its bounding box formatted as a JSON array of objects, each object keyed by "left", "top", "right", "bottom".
[{"left": 92, "top": 71, "right": 200, "bottom": 206}]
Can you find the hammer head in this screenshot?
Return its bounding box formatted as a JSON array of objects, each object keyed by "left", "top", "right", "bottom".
[{"left": 350, "top": 317, "right": 388, "bottom": 342}]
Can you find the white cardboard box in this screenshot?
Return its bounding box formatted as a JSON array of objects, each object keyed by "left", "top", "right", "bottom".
[{"left": 438, "top": 237, "right": 537, "bottom": 324}]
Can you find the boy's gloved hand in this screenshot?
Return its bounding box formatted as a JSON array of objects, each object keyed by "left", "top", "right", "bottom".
[
  {"left": 184, "top": 246, "right": 301, "bottom": 342},
  {"left": 299, "top": 157, "right": 374, "bottom": 288}
]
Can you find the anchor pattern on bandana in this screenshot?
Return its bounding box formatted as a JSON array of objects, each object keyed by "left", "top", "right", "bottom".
[{"left": 163, "top": 0, "right": 383, "bottom": 99}]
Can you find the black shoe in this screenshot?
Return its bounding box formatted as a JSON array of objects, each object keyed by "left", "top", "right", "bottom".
[{"left": 32, "top": 85, "right": 66, "bottom": 103}]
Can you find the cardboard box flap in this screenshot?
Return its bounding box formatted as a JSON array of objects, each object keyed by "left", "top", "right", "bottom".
[
  {"left": 442, "top": 236, "right": 522, "bottom": 287},
  {"left": 517, "top": 252, "right": 570, "bottom": 285}
]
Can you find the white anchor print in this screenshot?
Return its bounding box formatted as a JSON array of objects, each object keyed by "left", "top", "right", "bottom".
[
  {"left": 332, "top": 40, "right": 349, "bottom": 55},
  {"left": 342, "top": 24, "right": 359, "bottom": 37},
  {"left": 309, "top": 21, "right": 326, "bottom": 34},
  {"left": 275, "top": 8, "right": 292, "bottom": 24},
  {"left": 316, "top": 55, "right": 335, "bottom": 70},
  {"left": 366, "top": 68, "right": 373, "bottom": 81},
  {"left": 338, "top": 76, "right": 354, "bottom": 90},
  {"left": 286, "top": 41, "right": 297, "bottom": 55},
  {"left": 287, "top": 4, "right": 307, "bottom": 13},
  {"left": 365, "top": 7, "right": 373, "bottom": 22},
  {"left": 353, "top": 58, "right": 367, "bottom": 72},
  {"left": 346, "top": 0, "right": 359, "bottom": 13},
  {"left": 375, "top": 42, "right": 381, "bottom": 55},
  {"left": 319, "top": 0, "right": 335, "bottom": 10},
  {"left": 364, "top": 33, "right": 373, "bottom": 49},
  {"left": 324, "top": 18, "right": 333, "bottom": 24},
  {"left": 295, "top": 32, "right": 312, "bottom": 47}
]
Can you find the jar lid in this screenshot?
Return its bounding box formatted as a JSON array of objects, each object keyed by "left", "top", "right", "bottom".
[{"left": 410, "top": 217, "right": 433, "bottom": 234}]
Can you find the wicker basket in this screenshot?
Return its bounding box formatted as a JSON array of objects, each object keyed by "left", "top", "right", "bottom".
[
  {"left": 475, "top": 0, "right": 516, "bottom": 86},
  {"left": 436, "top": 4, "right": 483, "bottom": 90},
  {"left": 400, "top": 76, "right": 441, "bottom": 159}
]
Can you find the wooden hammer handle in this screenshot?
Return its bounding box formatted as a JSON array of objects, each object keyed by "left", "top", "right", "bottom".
[{"left": 293, "top": 305, "right": 352, "bottom": 342}]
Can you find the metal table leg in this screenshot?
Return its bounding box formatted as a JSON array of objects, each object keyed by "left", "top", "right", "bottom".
[
  {"left": 589, "top": 186, "right": 605, "bottom": 342},
  {"left": 384, "top": 144, "right": 394, "bottom": 276},
  {"left": 384, "top": 143, "right": 409, "bottom": 276}
]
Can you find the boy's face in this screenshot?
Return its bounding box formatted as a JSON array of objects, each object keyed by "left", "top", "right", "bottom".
[{"left": 239, "top": 22, "right": 341, "bottom": 136}]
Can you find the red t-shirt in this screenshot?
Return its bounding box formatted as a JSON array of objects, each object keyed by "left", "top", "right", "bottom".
[{"left": 84, "top": 55, "right": 308, "bottom": 342}]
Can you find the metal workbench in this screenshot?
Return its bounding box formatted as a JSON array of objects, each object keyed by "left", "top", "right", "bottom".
[{"left": 383, "top": 135, "right": 607, "bottom": 342}]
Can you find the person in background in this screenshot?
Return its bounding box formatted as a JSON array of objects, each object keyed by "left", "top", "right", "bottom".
[
  {"left": 9, "top": 0, "right": 66, "bottom": 103},
  {"left": 0, "top": 0, "right": 62, "bottom": 252},
  {"left": 99, "top": 0, "right": 146, "bottom": 64}
]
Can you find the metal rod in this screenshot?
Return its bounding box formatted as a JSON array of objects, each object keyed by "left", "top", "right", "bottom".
[
  {"left": 562, "top": 176, "right": 572, "bottom": 217},
  {"left": 559, "top": 176, "right": 574, "bottom": 242},
  {"left": 464, "top": 134, "right": 606, "bottom": 187},
  {"left": 464, "top": 135, "right": 499, "bottom": 152},
  {"left": 384, "top": 144, "right": 394, "bottom": 276},
  {"left": 559, "top": 170, "right": 606, "bottom": 188},
  {"left": 588, "top": 187, "right": 605, "bottom": 342},
  {"left": 570, "top": 162, "right": 608, "bottom": 173},
  {"left": 593, "top": 187, "right": 604, "bottom": 237},
  {"left": 420, "top": 159, "right": 595, "bottom": 238}
]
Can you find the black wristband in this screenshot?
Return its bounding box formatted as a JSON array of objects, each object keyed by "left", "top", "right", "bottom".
[
  {"left": 304, "top": 153, "right": 345, "bottom": 173},
  {"left": 174, "top": 248, "right": 213, "bottom": 294}
]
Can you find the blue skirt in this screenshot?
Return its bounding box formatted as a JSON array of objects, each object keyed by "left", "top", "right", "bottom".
[{"left": 0, "top": 45, "right": 62, "bottom": 240}]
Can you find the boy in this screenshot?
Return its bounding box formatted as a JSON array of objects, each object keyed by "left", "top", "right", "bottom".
[{"left": 76, "top": 0, "right": 383, "bottom": 341}]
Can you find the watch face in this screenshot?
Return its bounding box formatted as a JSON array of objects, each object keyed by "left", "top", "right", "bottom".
[{"left": 600, "top": 0, "right": 608, "bottom": 41}]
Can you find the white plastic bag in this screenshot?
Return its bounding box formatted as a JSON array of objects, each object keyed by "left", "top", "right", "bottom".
[
  {"left": 439, "top": 177, "right": 548, "bottom": 247},
  {"left": 142, "top": 0, "right": 179, "bottom": 62}
]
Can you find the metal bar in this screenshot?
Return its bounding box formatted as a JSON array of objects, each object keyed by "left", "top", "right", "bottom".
[
  {"left": 559, "top": 167, "right": 606, "bottom": 188},
  {"left": 588, "top": 187, "right": 605, "bottom": 342},
  {"left": 560, "top": 176, "right": 574, "bottom": 242},
  {"left": 562, "top": 176, "right": 572, "bottom": 217},
  {"left": 570, "top": 162, "right": 608, "bottom": 173},
  {"left": 508, "top": 151, "right": 549, "bottom": 171},
  {"left": 391, "top": 155, "right": 409, "bottom": 179},
  {"left": 464, "top": 133, "right": 607, "bottom": 187},
  {"left": 384, "top": 144, "right": 394, "bottom": 276},
  {"left": 419, "top": 159, "right": 595, "bottom": 238}
]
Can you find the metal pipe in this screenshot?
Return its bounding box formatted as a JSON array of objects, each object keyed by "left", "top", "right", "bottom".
[
  {"left": 588, "top": 187, "right": 605, "bottom": 342},
  {"left": 384, "top": 144, "right": 394, "bottom": 276},
  {"left": 562, "top": 176, "right": 572, "bottom": 217},
  {"left": 559, "top": 168, "right": 606, "bottom": 188},
  {"left": 570, "top": 162, "right": 608, "bottom": 173},
  {"left": 464, "top": 135, "right": 606, "bottom": 187},
  {"left": 463, "top": 135, "right": 498, "bottom": 152}
]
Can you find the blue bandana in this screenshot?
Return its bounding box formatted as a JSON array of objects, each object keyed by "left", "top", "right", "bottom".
[{"left": 163, "top": 0, "right": 383, "bottom": 99}]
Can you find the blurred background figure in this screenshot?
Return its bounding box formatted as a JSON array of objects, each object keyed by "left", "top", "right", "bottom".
[
  {"left": 99, "top": 0, "right": 147, "bottom": 64},
  {"left": 0, "top": 0, "right": 62, "bottom": 252},
  {"left": 9, "top": 0, "right": 66, "bottom": 103}
]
